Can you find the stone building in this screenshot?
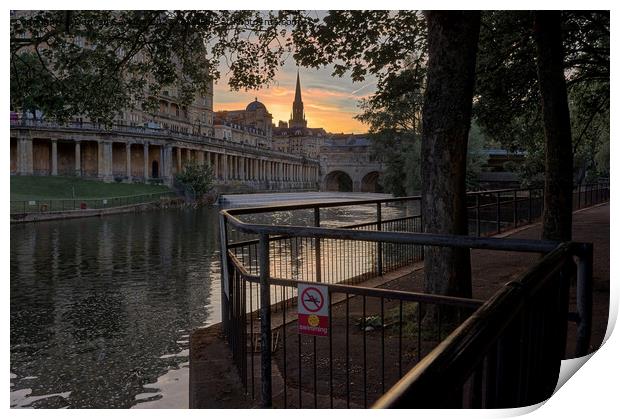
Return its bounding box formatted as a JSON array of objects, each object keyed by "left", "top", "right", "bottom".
[
  {"left": 213, "top": 99, "right": 273, "bottom": 149},
  {"left": 10, "top": 13, "right": 320, "bottom": 191},
  {"left": 10, "top": 119, "right": 320, "bottom": 191},
  {"left": 272, "top": 72, "right": 327, "bottom": 158}
]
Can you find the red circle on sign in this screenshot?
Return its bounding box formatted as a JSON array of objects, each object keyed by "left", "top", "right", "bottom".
[{"left": 300, "top": 287, "right": 324, "bottom": 312}]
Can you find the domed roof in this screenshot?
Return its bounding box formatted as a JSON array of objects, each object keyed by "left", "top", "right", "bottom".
[{"left": 246, "top": 98, "right": 267, "bottom": 112}]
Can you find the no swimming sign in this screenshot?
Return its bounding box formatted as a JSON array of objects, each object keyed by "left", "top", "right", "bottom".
[{"left": 298, "top": 284, "right": 329, "bottom": 337}]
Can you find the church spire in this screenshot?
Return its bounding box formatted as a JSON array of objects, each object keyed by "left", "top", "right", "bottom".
[
  {"left": 289, "top": 69, "right": 307, "bottom": 128},
  {"left": 294, "top": 70, "right": 302, "bottom": 103}
]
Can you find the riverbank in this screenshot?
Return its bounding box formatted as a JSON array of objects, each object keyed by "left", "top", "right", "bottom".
[
  {"left": 11, "top": 175, "right": 170, "bottom": 200},
  {"left": 10, "top": 197, "right": 186, "bottom": 223}
]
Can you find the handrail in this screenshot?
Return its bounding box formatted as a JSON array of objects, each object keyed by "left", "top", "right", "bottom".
[
  {"left": 222, "top": 211, "right": 560, "bottom": 253},
  {"left": 240, "top": 275, "right": 485, "bottom": 309},
  {"left": 224, "top": 182, "right": 606, "bottom": 217},
  {"left": 373, "top": 243, "right": 575, "bottom": 408}
]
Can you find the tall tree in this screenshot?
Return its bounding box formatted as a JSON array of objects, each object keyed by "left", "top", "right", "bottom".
[
  {"left": 533, "top": 11, "right": 574, "bottom": 242},
  {"left": 474, "top": 11, "right": 609, "bottom": 187},
  {"left": 421, "top": 11, "right": 480, "bottom": 298}
]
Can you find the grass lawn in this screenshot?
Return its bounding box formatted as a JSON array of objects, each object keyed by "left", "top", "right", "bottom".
[{"left": 11, "top": 176, "right": 171, "bottom": 201}]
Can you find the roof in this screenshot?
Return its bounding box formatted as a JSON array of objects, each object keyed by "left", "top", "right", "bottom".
[{"left": 246, "top": 98, "right": 267, "bottom": 112}]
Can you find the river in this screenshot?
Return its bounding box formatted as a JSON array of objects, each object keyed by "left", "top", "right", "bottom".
[{"left": 10, "top": 196, "right": 414, "bottom": 408}]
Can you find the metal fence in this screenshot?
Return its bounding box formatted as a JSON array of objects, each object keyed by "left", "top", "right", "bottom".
[
  {"left": 218, "top": 182, "right": 608, "bottom": 408},
  {"left": 10, "top": 191, "right": 177, "bottom": 214},
  {"left": 374, "top": 242, "right": 582, "bottom": 408}
]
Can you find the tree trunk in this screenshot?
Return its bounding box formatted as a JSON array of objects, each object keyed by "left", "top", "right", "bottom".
[
  {"left": 421, "top": 11, "right": 480, "bottom": 300},
  {"left": 533, "top": 11, "right": 573, "bottom": 242}
]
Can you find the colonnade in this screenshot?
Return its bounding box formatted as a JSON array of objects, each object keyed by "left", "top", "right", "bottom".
[{"left": 10, "top": 135, "right": 320, "bottom": 189}]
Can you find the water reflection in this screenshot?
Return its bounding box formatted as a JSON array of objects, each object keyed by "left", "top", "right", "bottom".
[{"left": 10, "top": 207, "right": 221, "bottom": 408}]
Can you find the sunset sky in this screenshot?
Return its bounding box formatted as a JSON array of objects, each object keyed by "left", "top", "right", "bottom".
[{"left": 213, "top": 60, "right": 377, "bottom": 134}]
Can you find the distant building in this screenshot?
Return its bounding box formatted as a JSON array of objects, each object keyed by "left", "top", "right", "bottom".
[
  {"left": 10, "top": 12, "right": 320, "bottom": 189},
  {"left": 272, "top": 72, "right": 326, "bottom": 158},
  {"left": 288, "top": 71, "right": 307, "bottom": 129},
  {"left": 478, "top": 148, "right": 526, "bottom": 188},
  {"left": 11, "top": 11, "right": 215, "bottom": 136},
  {"left": 214, "top": 98, "right": 273, "bottom": 149}
]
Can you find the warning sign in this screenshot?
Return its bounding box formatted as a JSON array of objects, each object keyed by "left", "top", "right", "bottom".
[{"left": 298, "top": 284, "right": 329, "bottom": 337}]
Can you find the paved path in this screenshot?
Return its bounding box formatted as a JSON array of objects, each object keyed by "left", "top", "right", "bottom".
[{"left": 472, "top": 203, "right": 609, "bottom": 356}]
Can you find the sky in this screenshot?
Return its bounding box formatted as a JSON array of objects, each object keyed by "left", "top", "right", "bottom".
[{"left": 213, "top": 60, "right": 377, "bottom": 134}]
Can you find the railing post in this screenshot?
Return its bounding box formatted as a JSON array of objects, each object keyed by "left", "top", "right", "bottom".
[
  {"left": 314, "top": 207, "right": 322, "bottom": 282},
  {"left": 513, "top": 190, "right": 517, "bottom": 229},
  {"left": 476, "top": 195, "right": 481, "bottom": 237},
  {"left": 258, "top": 233, "right": 272, "bottom": 407},
  {"left": 528, "top": 189, "right": 533, "bottom": 223},
  {"left": 575, "top": 243, "right": 593, "bottom": 357},
  {"left": 496, "top": 192, "right": 501, "bottom": 234},
  {"left": 219, "top": 214, "right": 231, "bottom": 334},
  {"left": 376, "top": 202, "right": 383, "bottom": 275}
]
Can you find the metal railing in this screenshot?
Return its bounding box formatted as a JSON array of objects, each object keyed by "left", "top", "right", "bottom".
[
  {"left": 374, "top": 242, "right": 582, "bottom": 408},
  {"left": 10, "top": 191, "right": 177, "bottom": 214},
  {"left": 218, "top": 182, "right": 608, "bottom": 408}
]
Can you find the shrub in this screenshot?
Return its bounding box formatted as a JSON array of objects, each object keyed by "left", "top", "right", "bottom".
[{"left": 175, "top": 162, "right": 214, "bottom": 197}]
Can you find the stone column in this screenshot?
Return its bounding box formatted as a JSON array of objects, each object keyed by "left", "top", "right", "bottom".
[
  {"left": 51, "top": 139, "right": 58, "bottom": 176},
  {"left": 97, "top": 141, "right": 105, "bottom": 179},
  {"left": 222, "top": 154, "right": 228, "bottom": 181},
  {"left": 186, "top": 148, "right": 192, "bottom": 163},
  {"left": 143, "top": 142, "right": 149, "bottom": 180},
  {"left": 159, "top": 146, "right": 164, "bottom": 179},
  {"left": 214, "top": 153, "right": 220, "bottom": 179},
  {"left": 126, "top": 143, "right": 132, "bottom": 181},
  {"left": 18, "top": 137, "right": 33, "bottom": 175},
  {"left": 75, "top": 141, "right": 81, "bottom": 176},
  {"left": 176, "top": 147, "right": 182, "bottom": 172},
  {"left": 95, "top": 141, "right": 113, "bottom": 181},
  {"left": 163, "top": 145, "right": 173, "bottom": 185}
]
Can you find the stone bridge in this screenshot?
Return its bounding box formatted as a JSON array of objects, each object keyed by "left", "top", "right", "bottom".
[{"left": 319, "top": 135, "right": 384, "bottom": 193}]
